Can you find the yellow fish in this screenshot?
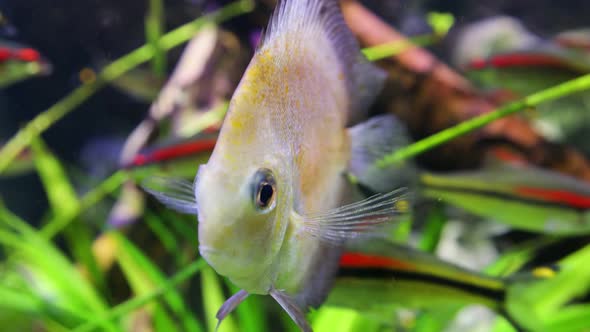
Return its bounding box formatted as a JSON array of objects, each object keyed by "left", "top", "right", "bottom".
[{"left": 144, "top": 0, "right": 409, "bottom": 330}]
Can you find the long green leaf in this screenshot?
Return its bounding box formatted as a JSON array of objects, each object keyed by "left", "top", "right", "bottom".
[
  {"left": 0, "top": 204, "right": 119, "bottom": 332},
  {"left": 41, "top": 170, "right": 129, "bottom": 239},
  {"left": 145, "top": 0, "right": 167, "bottom": 76},
  {"left": 113, "top": 232, "right": 202, "bottom": 332},
  {"left": 30, "top": 137, "right": 79, "bottom": 220},
  {"left": 73, "top": 258, "right": 206, "bottom": 332},
  {"left": 202, "top": 266, "right": 239, "bottom": 332},
  {"left": 506, "top": 244, "right": 590, "bottom": 330},
  {"left": 29, "top": 137, "right": 106, "bottom": 293}
]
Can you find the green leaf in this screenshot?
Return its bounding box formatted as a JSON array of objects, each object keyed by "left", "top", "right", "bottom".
[
  {"left": 113, "top": 232, "right": 202, "bottom": 332},
  {"left": 202, "top": 265, "right": 239, "bottom": 332},
  {"left": 30, "top": 137, "right": 79, "bottom": 221},
  {"left": 73, "top": 258, "right": 206, "bottom": 332},
  {"left": 540, "top": 303, "right": 590, "bottom": 332},
  {"left": 145, "top": 0, "right": 167, "bottom": 76},
  {"left": 312, "top": 307, "right": 378, "bottom": 332},
  {"left": 29, "top": 137, "right": 106, "bottom": 293},
  {"left": 41, "top": 170, "right": 130, "bottom": 239},
  {"left": 0, "top": 203, "right": 119, "bottom": 331},
  {"left": 506, "top": 244, "right": 590, "bottom": 330},
  {"left": 145, "top": 211, "right": 179, "bottom": 253},
  {"left": 426, "top": 12, "right": 455, "bottom": 37},
  {"left": 0, "top": 285, "right": 44, "bottom": 313},
  {"left": 418, "top": 202, "right": 446, "bottom": 252}
]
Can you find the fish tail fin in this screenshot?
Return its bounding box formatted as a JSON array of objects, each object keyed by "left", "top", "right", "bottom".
[
  {"left": 348, "top": 113, "right": 417, "bottom": 193},
  {"left": 262, "top": 0, "right": 386, "bottom": 124}
]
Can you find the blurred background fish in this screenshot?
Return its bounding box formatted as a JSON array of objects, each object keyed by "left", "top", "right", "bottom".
[{"left": 0, "top": 39, "right": 51, "bottom": 88}]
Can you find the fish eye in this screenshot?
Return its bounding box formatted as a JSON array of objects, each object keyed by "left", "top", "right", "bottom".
[{"left": 252, "top": 168, "right": 276, "bottom": 212}]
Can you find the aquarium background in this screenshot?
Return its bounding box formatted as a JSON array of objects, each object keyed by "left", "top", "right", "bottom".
[{"left": 1, "top": 0, "right": 590, "bottom": 331}]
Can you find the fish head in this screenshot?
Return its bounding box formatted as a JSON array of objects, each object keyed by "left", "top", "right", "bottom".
[{"left": 195, "top": 138, "right": 292, "bottom": 293}]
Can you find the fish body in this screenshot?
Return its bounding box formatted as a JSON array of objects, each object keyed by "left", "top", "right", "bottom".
[
  {"left": 465, "top": 47, "right": 590, "bottom": 97},
  {"left": 554, "top": 28, "right": 590, "bottom": 51},
  {"left": 196, "top": 4, "right": 352, "bottom": 296},
  {"left": 455, "top": 17, "right": 590, "bottom": 97},
  {"left": 452, "top": 15, "right": 540, "bottom": 68},
  {"left": 421, "top": 166, "right": 590, "bottom": 234},
  {"left": 143, "top": 1, "right": 406, "bottom": 330},
  {"left": 458, "top": 24, "right": 590, "bottom": 150},
  {"left": 465, "top": 46, "right": 590, "bottom": 153},
  {"left": 331, "top": 241, "right": 505, "bottom": 312}
]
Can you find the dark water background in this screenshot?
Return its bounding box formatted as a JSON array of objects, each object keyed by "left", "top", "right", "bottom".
[{"left": 1, "top": 0, "right": 589, "bottom": 222}]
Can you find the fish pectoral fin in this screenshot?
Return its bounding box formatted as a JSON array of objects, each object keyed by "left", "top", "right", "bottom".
[
  {"left": 348, "top": 113, "right": 417, "bottom": 193},
  {"left": 141, "top": 176, "right": 198, "bottom": 215},
  {"left": 215, "top": 289, "right": 249, "bottom": 331},
  {"left": 297, "top": 188, "right": 411, "bottom": 244},
  {"left": 270, "top": 289, "right": 312, "bottom": 332}
]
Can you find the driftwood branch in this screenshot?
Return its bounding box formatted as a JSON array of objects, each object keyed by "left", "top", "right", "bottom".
[{"left": 342, "top": 0, "right": 590, "bottom": 181}]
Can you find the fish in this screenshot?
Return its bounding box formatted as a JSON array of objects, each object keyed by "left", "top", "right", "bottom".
[
  {"left": 420, "top": 165, "right": 590, "bottom": 235},
  {"left": 0, "top": 40, "right": 51, "bottom": 88},
  {"left": 455, "top": 17, "right": 590, "bottom": 97},
  {"left": 460, "top": 28, "right": 590, "bottom": 155},
  {"left": 464, "top": 47, "right": 590, "bottom": 97},
  {"left": 554, "top": 28, "right": 590, "bottom": 51},
  {"left": 141, "top": 1, "right": 408, "bottom": 331},
  {"left": 326, "top": 239, "right": 556, "bottom": 331},
  {"left": 135, "top": 113, "right": 590, "bottom": 236},
  {"left": 452, "top": 15, "right": 540, "bottom": 68}
]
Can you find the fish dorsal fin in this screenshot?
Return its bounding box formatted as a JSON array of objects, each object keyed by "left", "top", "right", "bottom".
[{"left": 261, "top": 0, "right": 386, "bottom": 124}]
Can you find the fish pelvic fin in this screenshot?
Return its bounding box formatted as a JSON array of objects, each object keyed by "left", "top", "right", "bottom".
[
  {"left": 348, "top": 114, "right": 418, "bottom": 193},
  {"left": 215, "top": 289, "right": 249, "bottom": 332},
  {"left": 270, "top": 289, "right": 312, "bottom": 332},
  {"left": 261, "top": 0, "right": 386, "bottom": 125}
]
